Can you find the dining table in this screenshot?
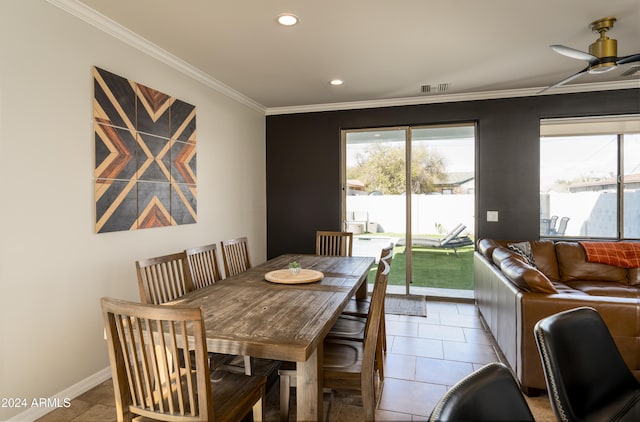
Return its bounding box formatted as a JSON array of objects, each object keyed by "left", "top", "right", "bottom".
[{"left": 169, "top": 253, "right": 375, "bottom": 421}]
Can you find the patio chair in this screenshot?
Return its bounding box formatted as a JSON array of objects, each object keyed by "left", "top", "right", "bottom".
[
  {"left": 406, "top": 224, "right": 473, "bottom": 257},
  {"left": 549, "top": 216, "right": 569, "bottom": 236}
]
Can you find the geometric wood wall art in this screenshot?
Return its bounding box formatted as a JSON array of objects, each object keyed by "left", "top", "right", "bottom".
[{"left": 93, "top": 67, "right": 197, "bottom": 233}]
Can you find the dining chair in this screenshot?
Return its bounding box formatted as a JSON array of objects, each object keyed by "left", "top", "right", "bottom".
[
  {"left": 185, "top": 243, "right": 223, "bottom": 289},
  {"left": 428, "top": 362, "right": 535, "bottom": 421},
  {"left": 340, "top": 242, "right": 393, "bottom": 353},
  {"left": 534, "top": 307, "right": 640, "bottom": 422},
  {"left": 316, "top": 230, "right": 353, "bottom": 256},
  {"left": 221, "top": 237, "right": 251, "bottom": 277},
  {"left": 135, "top": 252, "right": 194, "bottom": 305},
  {"left": 101, "top": 297, "right": 266, "bottom": 422},
  {"left": 325, "top": 244, "right": 393, "bottom": 381},
  {"left": 279, "top": 246, "right": 392, "bottom": 421}
]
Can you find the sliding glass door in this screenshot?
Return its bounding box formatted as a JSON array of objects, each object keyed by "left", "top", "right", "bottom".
[
  {"left": 343, "top": 124, "right": 475, "bottom": 296},
  {"left": 408, "top": 125, "right": 475, "bottom": 295},
  {"left": 343, "top": 128, "right": 408, "bottom": 289}
]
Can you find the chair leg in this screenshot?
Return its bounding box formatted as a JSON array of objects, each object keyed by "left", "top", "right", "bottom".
[{"left": 362, "top": 377, "right": 376, "bottom": 422}]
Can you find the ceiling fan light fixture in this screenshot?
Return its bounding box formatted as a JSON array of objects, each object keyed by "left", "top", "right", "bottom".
[{"left": 589, "top": 62, "right": 617, "bottom": 74}]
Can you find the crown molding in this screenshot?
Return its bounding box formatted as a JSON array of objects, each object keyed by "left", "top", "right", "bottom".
[
  {"left": 46, "top": 0, "right": 267, "bottom": 114},
  {"left": 265, "top": 80, "right": 640, "bottom": 115},
  {"left": 47, "top": 0, "right": 639, "bottom": 118}
]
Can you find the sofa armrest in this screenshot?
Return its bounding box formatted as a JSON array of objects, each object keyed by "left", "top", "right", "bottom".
[{"left": 518, "top": 293, "right": 640, "bottom": 391}]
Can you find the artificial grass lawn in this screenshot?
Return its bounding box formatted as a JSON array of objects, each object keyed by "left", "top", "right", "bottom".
[{"left": 370, "top": 244, "right": 474, "bottom": 290}]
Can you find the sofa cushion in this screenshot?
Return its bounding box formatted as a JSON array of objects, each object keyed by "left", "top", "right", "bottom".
[
  {"left": 564, "top": 280, "right": 640, "bottom": 298},
  {"left": 478, "top": 238, "right": 501, "bottom": 260},
  {"left": 628, "top": 268, "right": 640, "bottom": 286},
  {"left": 550, "top": 282, "right": 589, "bottom": 296},
  {"left": 493, "top": 247, "right": 525, "bottom": 267},
  {"left": 555, "top": 242, "right": 628, "bottom": 284},
  {"left": 530, "top": 240, "right": 560, "bottom": 282},
  {"left": 500, "top": 257, "right": 558, "bottom": 294}
]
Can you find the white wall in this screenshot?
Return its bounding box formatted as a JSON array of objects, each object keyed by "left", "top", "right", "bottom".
[
  {"left": 0, "top": 1, "right": 266, "bottom": 420},
  {"left": 542, "top": 190, "right": 640, "bottom": 237},
  {"left": 347, "top": 194, "right": 475, "bottom": 235}
]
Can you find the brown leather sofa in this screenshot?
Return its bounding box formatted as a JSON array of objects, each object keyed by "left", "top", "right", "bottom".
[{"left": 474, "top": 239, "right": 640, "bottom": 395}]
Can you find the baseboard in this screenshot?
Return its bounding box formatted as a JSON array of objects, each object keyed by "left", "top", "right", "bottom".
[{"left": 7, "top": 367, "right": 111, "bottom": 422}]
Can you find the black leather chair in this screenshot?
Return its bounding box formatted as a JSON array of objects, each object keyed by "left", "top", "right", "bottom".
[
  {"left": 429, "top": 362, "right": 535, "bottom": 421},
  {"left": 534, "top": 307, "right": 640, "bottom": 422}
]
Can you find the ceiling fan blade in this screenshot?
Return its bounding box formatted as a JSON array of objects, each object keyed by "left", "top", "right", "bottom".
[
  {"left": 550, "top": 45, "right": 597, "bottom": 62},
  {"left": 537, "top": 66, "right": 589, "bottom": 94},
  {"left": 617, "top": 53, "right": 640, "bottom": 65}
]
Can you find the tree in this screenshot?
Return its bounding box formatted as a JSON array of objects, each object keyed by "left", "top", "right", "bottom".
[{"left": 348, "top": 143, "right": 445, "bottom": 194}]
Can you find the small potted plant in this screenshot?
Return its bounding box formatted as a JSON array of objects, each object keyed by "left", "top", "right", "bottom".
[{"left": 288, "top": 261, "right": 301, "bottom": 274}]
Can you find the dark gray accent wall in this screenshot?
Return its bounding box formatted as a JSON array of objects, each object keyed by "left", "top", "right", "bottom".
[{"left": 266, "top": 89, "right": 640, "bottom": 258}]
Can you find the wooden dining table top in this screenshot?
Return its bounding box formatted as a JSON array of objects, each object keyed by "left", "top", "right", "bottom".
[{"left": 169, "top": 254, "right": 375, "bottom": 363}]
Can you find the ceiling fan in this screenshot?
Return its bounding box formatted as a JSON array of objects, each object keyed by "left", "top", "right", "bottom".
[{"left": 539, "top": 17, "right": 640, "bottom": 93}]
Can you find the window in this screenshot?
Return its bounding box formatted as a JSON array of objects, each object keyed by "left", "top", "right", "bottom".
[{"left": 540, "top": 116, "right": 640, "bottom": 239}]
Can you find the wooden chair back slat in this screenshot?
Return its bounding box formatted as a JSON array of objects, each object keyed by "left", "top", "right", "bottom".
[
  {"left": 136, "top": 252, "right": 194, "bottom": 304},
  {"left": 185, "top": 244, "right": 223, "bottom": 288},
  {"left": 221, "top": 237, "right": 251, "bottom": 277},
  {"left": 316, "top": 231, "right": 353, "bottom": 257}
]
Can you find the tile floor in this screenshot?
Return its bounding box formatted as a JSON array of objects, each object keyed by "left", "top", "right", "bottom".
[{"left": 36, "top": 300, "right": 555, "bottom": 421}]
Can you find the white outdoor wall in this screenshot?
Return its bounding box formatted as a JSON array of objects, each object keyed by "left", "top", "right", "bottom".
[
  {"left": 544, "top": 190, "right": 640, "bottom": 237},
  {"left": 347, "top": 194, "right": 475, "bottom": 235},
  {"left": 0, "top": 1, "right": 266, "bottom": 420}
]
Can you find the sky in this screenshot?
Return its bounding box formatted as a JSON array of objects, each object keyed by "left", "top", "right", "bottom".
[
  {"left": 345, "top": 132, "right": 475, "bottom": 174},
  {"left": 346, "top": 131, "right": 640, "bottom": 190},
  {"left": 540, "top": 133, "right": 640, "bottom": 190}
]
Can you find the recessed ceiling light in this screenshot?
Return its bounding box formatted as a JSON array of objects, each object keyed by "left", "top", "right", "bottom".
[
  {"left": 277, "top": 14, "right": 299, "bottom": 26},
  {"left": 330, "top": 79, "right": 344, "bottom": 86}
]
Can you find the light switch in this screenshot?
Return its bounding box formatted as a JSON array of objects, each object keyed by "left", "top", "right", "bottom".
[{"left": 487, "top": 210, "right": 499, "bottom": 222}]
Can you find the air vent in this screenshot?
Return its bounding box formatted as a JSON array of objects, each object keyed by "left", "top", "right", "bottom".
[
  {"left": 621, "top": 65, "right": 640, "bottom": 77},
  {"left": 420, "top": 83, "right": 449, "bottom": 94}
]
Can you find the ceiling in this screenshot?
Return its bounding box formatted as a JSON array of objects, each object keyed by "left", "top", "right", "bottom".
[{"left": 73, "top": 0, "right": 640, "bottom": 111}]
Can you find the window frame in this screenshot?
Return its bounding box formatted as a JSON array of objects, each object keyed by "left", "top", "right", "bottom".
[{"left": 540, "top": 115, "right": 640, "bottom": 241}]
